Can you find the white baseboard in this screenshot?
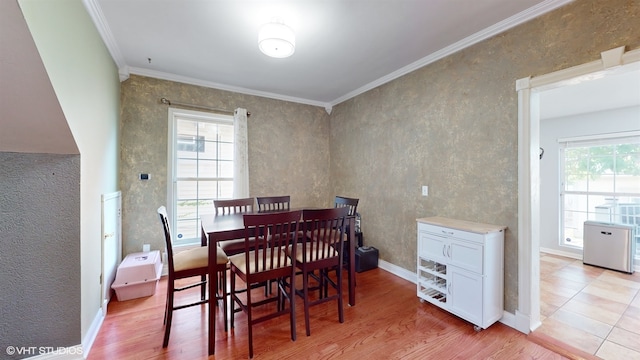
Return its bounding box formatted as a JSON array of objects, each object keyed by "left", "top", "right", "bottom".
[
  {"left": 80, "top": 307, "right": 105, "bottom": 359},
  {"left": 542, "top": 247, "right": 640, "bottom": 272},
  {"left": 378, "top": 259, "right": 526, "bottom": 334},
  {"left": 499, "top": 310, "right": 531, "bottom": 334},
  {"left": 23, "top": 345, "right": 84, "bottom": 360},
  {"left": 377, "top": 259, "right": 417, "bottom": 284},
  {"left": 162, "top": 263, "right": 168, "bottom": 277},
  {"left": 498, "top": 311, "right": 517, "bottom": 330},
  {"left": 24, "top": 307, "right": 103, "bottom": 360},
  {"left": 539, "top": 247, "right": 582, "bottom": 260},
  {"left": 528, "top": 311, "right": 543, "bottom": 332}
]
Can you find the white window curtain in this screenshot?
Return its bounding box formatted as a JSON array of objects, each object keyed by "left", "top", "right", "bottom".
[{"left": 233, "top": 108, "right": 250, "bottom": 198}]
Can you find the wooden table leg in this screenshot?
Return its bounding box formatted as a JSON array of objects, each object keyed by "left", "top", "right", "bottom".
[{"left": 206, "top": 230, "right": 217, "bottom": 355}]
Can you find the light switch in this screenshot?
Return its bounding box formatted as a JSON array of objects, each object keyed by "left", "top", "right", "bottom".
[{"left": 422, "top": 185, "right": 429, "bottom": 196}]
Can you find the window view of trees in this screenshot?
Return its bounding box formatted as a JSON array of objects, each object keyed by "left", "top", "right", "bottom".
[
  {"left": 562, "top": 140, "right": 640, "bottom": 252},
  {"left": 565, "top": 144, "right": 640, "bottom": 182}
]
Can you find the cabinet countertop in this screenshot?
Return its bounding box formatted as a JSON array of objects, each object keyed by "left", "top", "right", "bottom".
[{"left": 417, "top": 216, "right": 506, "bottom": 234}]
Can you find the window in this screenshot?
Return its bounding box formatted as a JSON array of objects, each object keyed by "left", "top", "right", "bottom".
[
  {"left": 559, "top": 132, "right": 640, "bottom": 255},
  {"left": 168, "top": 108, "right": 235, "bottom": 246},
  {"left": 177, "top": 134, "right": 205, "bottom": 153}
]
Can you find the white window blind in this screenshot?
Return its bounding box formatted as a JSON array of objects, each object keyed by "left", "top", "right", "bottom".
[{"left": 168, "top": 108, "right": 235, "bottom": 246}]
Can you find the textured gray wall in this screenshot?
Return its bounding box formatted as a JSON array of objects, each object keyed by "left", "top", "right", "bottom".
[
  {"left": 120, "top": 75, "right": 331, "bottom": 256},
  {"left": 0, "top": 152, "right": 81, "bottom": 358},
  {"left": 329, "top": 0, "right": 640, "bottom": 313}
]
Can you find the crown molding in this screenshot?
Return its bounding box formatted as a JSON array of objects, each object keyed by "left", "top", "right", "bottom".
[
  {"left": 128, "top": 67, "right": 332, "bottom": 110},
  {"left": 82, "top": 0, "right": 126, "bottom": 72},
  {"left": 84, "top": 0, "right": 573, "bottom": 111},
  {"left": 329, "top": 0, "right": 574, "bottom": 107}
]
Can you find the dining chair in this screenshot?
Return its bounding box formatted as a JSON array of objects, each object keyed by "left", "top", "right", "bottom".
[
  {"left": 291, "top": 207, "right": 350, "bottom": 336},
  {"left": 157, "top": 206, "right": 229, "bottom": 347},
  {"left": 334, "top": 195, "right": 359, "bottom": 216},
  {"left": 214, "top": 198, "right": 256, "bottom": 256},
  {"left": 214, "top": 197, "right": 255, "bottom": 216},
  {"left": 215, "top": 197, "right": 280, "bottom": 296},
  {"left": 229, "top": 210, "right": 302, "bottom": 359},
  {"left": 256, "top": 195, "right": 290, "bottom": 212},
  {"left": 334, "top": 196, "right": 359, "bottom": 267},
  {"left": 256, "top": 195, "right": 294, "bottom": 294}
]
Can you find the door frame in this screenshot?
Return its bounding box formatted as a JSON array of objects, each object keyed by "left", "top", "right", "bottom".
[{"left": 515, "top": 46, "right": 640, "bottom": 333}]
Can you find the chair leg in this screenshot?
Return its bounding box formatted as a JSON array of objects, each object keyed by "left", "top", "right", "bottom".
[
  {"left": 288, "top": 274, "right": 297, "bottom": 341},
  {"left": 230, "top": 271, "right": 236, "bottom": 330},
  {"left": 320, "top": 270, "right": 328, "bottom": 299},
  {"left": 246, "top": 282, "right": 254, "bottom": 359},
  {"left": 276, "top": 278, "right": 283, "bottom": 311},
  {"left": 219, "top": 267, "right": 227, "bottom": 293},
  {"left": 200, "top": 274, "right": 206, "bottom": 301},
  {"left": 163, "top": 281, "right": 174, "bottom": 348},
  {"left": 264, "top": 279, "right": 273, "bottom": 297},
  {"left": 303, "top": 270, "right": 311, "bottom": 336},
  {"left": 336, "top": 268, "right": 344, "bottom": 323},
  {"left": 163, "top": 284, "right": 170, "bottom": 325},
  {"left": 221, "top": 270, "right": 228, "bottom": 332}
]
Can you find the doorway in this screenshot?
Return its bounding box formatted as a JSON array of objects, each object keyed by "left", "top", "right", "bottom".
[
  {"left": 539, "top": 68, "right": 640, "bottom": 258},
  {"left": 516, "top": 46, "right": 640, "bottom": 334},
  {"left": 534, "top": 60, "right": 640, "bottom": 356}
]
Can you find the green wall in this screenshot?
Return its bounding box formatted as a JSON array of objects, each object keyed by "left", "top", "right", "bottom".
[{"left": 19, "top": 0, "right": 121, "bottom": 349}]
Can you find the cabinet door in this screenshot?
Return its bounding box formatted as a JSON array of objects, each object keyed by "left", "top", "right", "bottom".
[
  {"left": 418, "top": 230, "right": 447, "bottom": 263},
  {"left": 448, "top": 238, "right": 483, "bottom": 274},
  {"left": 448, "top": 266, "right": 483, "bottom": 326}
]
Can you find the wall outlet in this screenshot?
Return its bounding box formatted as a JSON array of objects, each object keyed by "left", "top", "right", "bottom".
[
  {"left": 422, "top": 185, "right": 429, "bottom": 196},
  {"left": 142, "top": 244, "right": 150, "bottom": 252}
]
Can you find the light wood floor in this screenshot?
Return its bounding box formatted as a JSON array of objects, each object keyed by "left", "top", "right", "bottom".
[
  {"left": 89, "top": 267, "right": 573, "bottom": 359},
  {"left": 535, "top": 253, "right": 640, "bottom": 359}
]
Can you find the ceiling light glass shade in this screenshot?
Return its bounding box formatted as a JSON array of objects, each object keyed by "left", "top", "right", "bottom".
[{"left": 258, "top": 21, "right": 295, "bottom": 58}]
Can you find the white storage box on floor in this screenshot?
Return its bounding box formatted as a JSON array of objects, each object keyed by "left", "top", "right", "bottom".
[{"left": 112, "top": 250, "right": 162, "bottom": 301}]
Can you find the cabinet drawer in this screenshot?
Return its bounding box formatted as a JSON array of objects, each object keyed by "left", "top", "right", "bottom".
[
  {"left": 418, "top": 222, "right": 485, "bottom": 243},
  {"left": 418, "top": 231, "right": 447, "bottom": 262},
  {"left": 449, "top": 239, "right": 483, "bottom": 274}
]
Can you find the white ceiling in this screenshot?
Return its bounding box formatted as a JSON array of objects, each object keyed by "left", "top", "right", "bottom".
[
  {"left": 539, "top": 64, "right": 640, "bottom": 120},
  {"left": 88, "top": 0, "right": 573, "bottom": 110}
]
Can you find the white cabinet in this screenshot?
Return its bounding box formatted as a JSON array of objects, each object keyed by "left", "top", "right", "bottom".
[{"left": 417, "top": 216, "right": 505, "bottom": 330}]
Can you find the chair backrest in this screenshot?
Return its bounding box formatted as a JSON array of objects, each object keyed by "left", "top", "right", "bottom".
[
  {"left": 256, "top": 195, "right": 291, "bottom": 212},
  {"left": 157, "top": 206, "right": 176, "bottom": 274},
  {"left": 334, "top": 196, "right": 359, "bottom": 216},
  {"left": 242, "top": 210, "right": 301, "bottom": 274},
  {"left": 301, "top": 207, "right": 350, "bottom": 263},
  {"left": 214, "top": 198, "right": 255, "bottom": 215}
]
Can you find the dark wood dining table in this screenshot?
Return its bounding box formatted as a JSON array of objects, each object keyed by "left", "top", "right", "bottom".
[{"left": 201, "top": 209, "right": 357, "bottom": 355}]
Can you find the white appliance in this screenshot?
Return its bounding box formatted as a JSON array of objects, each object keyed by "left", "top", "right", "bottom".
[{"left": 583, "top": 221, "right": 635, "bottom": 273}]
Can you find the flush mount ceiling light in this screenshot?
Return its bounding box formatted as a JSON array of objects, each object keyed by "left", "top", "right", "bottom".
[{"left": 258, "top": 19, "right": 295, "bottom": 58}]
